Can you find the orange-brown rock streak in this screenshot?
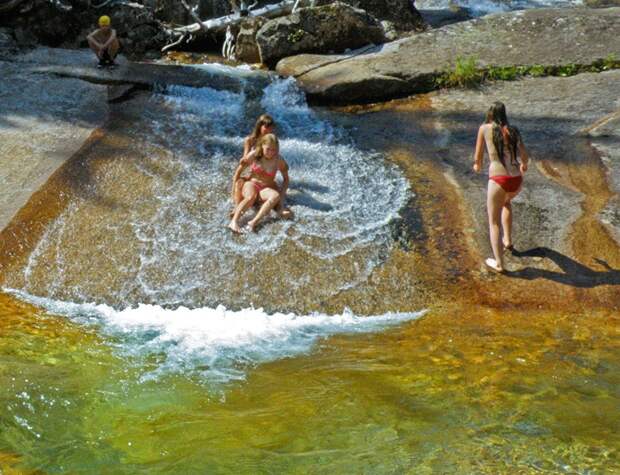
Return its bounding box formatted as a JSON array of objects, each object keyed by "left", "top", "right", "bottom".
[{"left": 0, "top": 128, "right": 105, "bottom": 285}]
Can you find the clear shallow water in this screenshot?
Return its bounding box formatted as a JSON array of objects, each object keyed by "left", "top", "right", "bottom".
[
  {"left": 7, "top": 289, "right": 425, "bottom": 384},
  {"left": 2, "top": 47, "right": 619, "bottom": 475},
  {"left": 1, "top": 293, "right": 618, "bottom": 474}
]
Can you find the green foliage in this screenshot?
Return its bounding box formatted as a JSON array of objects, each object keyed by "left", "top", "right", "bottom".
[
  {"left": 449, "top": 56, "right": 482, "bottom": 87},
  {"left": 433, "top": 55, "right": 620, "bottom": 91},
  {"left": 557, "top": 63, "right": 579, "bottom": 77},
  {"left": 486, "top": 66, "right": 518, "bottom": 81},
  {"left": 528, "top": 64, "right": 547, "bottom": 77},
  {"left": 287, "top": 29, "right": 305, "bottom": 44},
  {"left": 603, "top": 53, "right": 618, "bottom": 70},
  {"left": 435, "top": 56, "right": 482, "bottom": 88}
]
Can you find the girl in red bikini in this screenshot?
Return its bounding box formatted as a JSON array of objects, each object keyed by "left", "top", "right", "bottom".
[
  {"left": 473, "top": 101, "right": 530, "bottom": 272},
  {"left": 231, "top": 114, "right": 276, "bottom": 205},
  {"left": 228, "top": 134, "right": 290, "bottom": 233}
]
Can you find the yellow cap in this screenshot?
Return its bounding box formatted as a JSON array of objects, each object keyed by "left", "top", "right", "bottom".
[{"left": 98, "top": 15, "right": 111, "bottom": 26}]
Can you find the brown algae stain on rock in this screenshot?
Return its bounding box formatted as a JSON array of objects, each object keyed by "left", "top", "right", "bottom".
[
  {"left": 327, "top": 80, "right": 620, "bottom": 312},
  {"left": 0, "top": 128, "right": 106, "bottom": 284}
]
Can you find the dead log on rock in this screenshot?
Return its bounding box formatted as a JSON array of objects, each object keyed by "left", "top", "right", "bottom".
[{"left": 162, "top": 0, "right": 297, "bottom": 52}]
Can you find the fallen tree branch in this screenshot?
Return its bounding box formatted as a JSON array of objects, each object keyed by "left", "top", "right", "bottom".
[
  {"left": 162, "top": 31, "right": 189, "bottom": 53},
  {"left": 171, "top": 0, "right": 296, "bottom": 36},
  {"left": 180, "top": 0, "right": 205, "bottom": 28},
  {"left": 222, "top": 24, "right": 235, "bottom": 59},
  {"left": 92, "top": 0, "right": 115, "bottom": 8}
]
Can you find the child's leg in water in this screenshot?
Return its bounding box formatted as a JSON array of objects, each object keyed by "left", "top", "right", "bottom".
[
  {"left": 230, "top": 178, "right": 246, "bottom": 217},
  {"left": 247, "top": 188, "right": 280, "bottom": 231},
  {"left": 229, "top": 182, "right": 257, "bottom": 233},
  {"left": 275, "top": 199, "right": 293, "bottom": 219}
]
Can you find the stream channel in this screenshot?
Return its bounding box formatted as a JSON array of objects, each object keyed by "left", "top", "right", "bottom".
[{"left": 0, "top": 48, "right": 619, "bottom": 474}]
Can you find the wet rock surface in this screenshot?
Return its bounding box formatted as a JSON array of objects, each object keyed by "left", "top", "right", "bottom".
[
  {"left": 328, "top": 69, "right": 620, "bottom": 310},
  {"left": 585, "top": 0, "right": 620, "bottom": 6},
  {"left": 0, "top": 48, "right": 618, "bottom": 314},
  {"left": 418, "top": 6, "right": 472, "bottom": 28},
  {"left": 0, "top": 60, "right": 107, "bottom": 231},
  {"left": 277, "top": 7, "right": 620, "bottom": 104},
  {"left": 6, "top": 47, "right": 270, "bottom": 93}
]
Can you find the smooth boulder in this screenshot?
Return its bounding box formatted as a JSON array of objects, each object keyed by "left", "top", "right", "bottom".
[
  {"left": 318, "top": 0, "right": 426, "bottom": 34},
  {"left": 257, "top": 1, "right": 385, "bottom": 68},
  {"left": 276, "top": 7, "right": 620, "bottom": 104},
  {"left": 235, "top": 16, "right": 269, "bottom": 64}
]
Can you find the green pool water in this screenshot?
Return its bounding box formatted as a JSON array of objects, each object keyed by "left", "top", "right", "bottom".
[{"left": 1, "top": 293, "right": 618, "bottom": 474}]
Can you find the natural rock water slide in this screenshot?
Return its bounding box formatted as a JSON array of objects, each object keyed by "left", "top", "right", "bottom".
[
  {"left": 0, "top": 8, "right": 619, "bottom": 474},
  {"left": 0, "top": 52, "right": 415, "bottom": 315},
  {"left": 329, "top": 69, "right": 620, "bottom": 310},
  {"left": 1, "top": 5, "right": 619, "bottom": 313}
]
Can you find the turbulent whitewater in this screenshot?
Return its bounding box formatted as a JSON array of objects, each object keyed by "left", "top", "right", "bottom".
[{"left": 8, "top": 77, "right": 410, "bottom": 311}]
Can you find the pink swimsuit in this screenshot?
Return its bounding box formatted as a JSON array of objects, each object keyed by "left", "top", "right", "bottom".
[{"left": 250, "top": 162, "right": 276, "bottom": 193}]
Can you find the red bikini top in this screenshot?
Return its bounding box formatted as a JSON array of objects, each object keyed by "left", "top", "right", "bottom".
[{"left": 251, "top": 161, "right": 276, "bottom": 178}]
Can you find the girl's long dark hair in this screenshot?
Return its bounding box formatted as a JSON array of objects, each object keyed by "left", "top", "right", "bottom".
[
  {"left": 248, "top": 114, "right": 275, "bottom": 148},
  {"left": 486, "top": 101, "right": 520, "bottom": 169}
]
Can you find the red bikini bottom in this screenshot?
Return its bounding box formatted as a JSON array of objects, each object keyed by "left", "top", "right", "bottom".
[
  {"left": 250, "top": 180, "right": 278, "bottom": 200},
  {"left": 490, "top": 175, "right": 522, "bottom": 193}
]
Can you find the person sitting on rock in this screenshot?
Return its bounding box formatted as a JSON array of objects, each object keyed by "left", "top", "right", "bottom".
[
  {"left": 87, "top": 15, "right": 120, "bottom": 69},
  {"left": 228, "top": 133, "right": 291, "bottom": 233},
  {"left": 473, "top": 101, "right": 530, "bottom": 273},
  {"left": 231, "top": 113, "right": 276, "bottom": 206},
  {"left": 230, "top": 114, "right": 293, "bottom": 221}
]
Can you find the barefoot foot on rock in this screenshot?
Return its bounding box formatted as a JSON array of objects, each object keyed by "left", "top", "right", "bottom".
[
  {"left": 485, "top": 258, "right": 504, "bottom": 273},
  {"left": 228, "top": 221, "right": 242, "bottom": 234},
  {"left": 280, "top": 208, "right": 293, "bottom": 220}
]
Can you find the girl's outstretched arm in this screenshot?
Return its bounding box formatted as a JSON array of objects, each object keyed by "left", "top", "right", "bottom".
[
  {"left": 242, "top": 137, "right": 253, "bottom": 159},
  {"left": 518, "top": 137, "right": 529, "bottom": 173},
  {"left": 473, "top": 125, "right": 485, "bottom": 173},
  {"left": 231, "top": 155, "right": 252, "bottom": 200},
  {"left": 278, "top": 158, "right": 289, "bottom": 200}
]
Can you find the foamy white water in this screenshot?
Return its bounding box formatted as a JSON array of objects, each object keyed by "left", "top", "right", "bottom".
[
  {"left": 9, "top": 289, "right": 425, "bottom": 383},
  {"left": 12, "top": 77, "right": 410, "bottom": 309},
  {"left": 416, "top": 0, "right": 583, "bottom": 15}
]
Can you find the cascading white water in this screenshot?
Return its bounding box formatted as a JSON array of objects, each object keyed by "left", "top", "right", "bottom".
[
  {"left": 4, "top": 74, "right": 419, "bottom": 382},
  {"left": 9, "top": 289, "right": 425, "bottom": 384},
  {"left": 13, "top": 77, "right": 410, "bottom": 310},
  {"left": 416, "top": 0, "right": 583, "bottom": 16}
]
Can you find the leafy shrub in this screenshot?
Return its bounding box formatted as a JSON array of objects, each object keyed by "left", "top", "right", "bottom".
[
  {"left": 528, "top": 65, "right": 546, "bottom": 77},
  {"left": 438, "top": 56, "right": 483, "bottom": 88},
  {"left": 603, "top": 53, "right": 618, "bottom": 70},
  {"left": 287, "top": 29, "right": 305, "bottom": 44}
]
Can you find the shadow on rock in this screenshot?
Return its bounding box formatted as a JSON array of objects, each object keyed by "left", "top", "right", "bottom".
[
  {"left": 288, "top": 193, "right": 332, "bottom": 213},
  {"left": 507, "top": 246, "right": 620, "bottom": 287}
]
